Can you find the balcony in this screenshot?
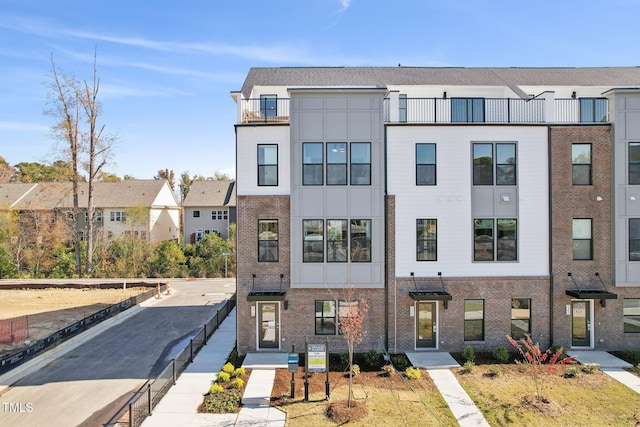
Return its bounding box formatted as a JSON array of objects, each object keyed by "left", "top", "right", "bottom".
[{"left": 237, "top": 97, "right": 609, "bottom": 125}]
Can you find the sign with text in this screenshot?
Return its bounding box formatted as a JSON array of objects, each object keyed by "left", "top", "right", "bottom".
[
  {"left": 306, "top": 343, "right": 327, "bottom": 373},
  {"left": 288, "top": 353, "right": 299, "bottom": 373}
]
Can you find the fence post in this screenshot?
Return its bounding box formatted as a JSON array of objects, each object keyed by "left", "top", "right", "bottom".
[
  {"left": 204, "top": 324, "right": 207, "bottom": 344},
  {"left": 172, "top": 358, "right": 176, "bottom": 385},
  {"left": 147, "top": 383, "right": 152, "bottom": 415},
  {"left": 129, "top": 402, "right": 133, "bottom": 427},
  {"left": 190, "top": 339, "right": 194, "bottom": 363}
]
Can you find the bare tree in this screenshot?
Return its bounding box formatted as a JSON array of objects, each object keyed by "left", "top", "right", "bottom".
[{"left": 47, "top": 52, "right": 115, "bottom": 276}]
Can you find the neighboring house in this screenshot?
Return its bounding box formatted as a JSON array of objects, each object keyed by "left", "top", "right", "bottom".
[
  {"left": 0, "top": 180, "right": 180, "bottom": 243},
  {"left": 232, "top": 66, "right": 640, "bottom": 356},
  {"left": 182, "top": 180, "right": 236, "bottom": 243}
]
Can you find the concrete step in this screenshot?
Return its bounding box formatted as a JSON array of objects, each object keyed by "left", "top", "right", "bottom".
[{"left": 242, "top": 369, "right": 276, "bottom": 406}]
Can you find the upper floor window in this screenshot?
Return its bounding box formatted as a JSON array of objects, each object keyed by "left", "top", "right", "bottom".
[
  {"left": 573, "top": 218, "right": 593, "bottom": 260},
  {"left": 303, "top": 143, "right": 324, "bottom": 185},
  {"left": 258, "top": 144, "right": 278, "bottom": 186},
  {"left": 417, "top": 219, "right": 437, "bottom": 261},
  {"left": 193, "top": 210, "right": 200, "bottom": 218},
  {"left": 579, "top": 98, "right": 607, "bottom": 123},
  {"left": 258, "top": 219, "right": 278, "bottom": 262},
  {"left": 350, "top": 219, "right": 371, "bottom": 262},
  {"left": 629, "top": 143, "right": 640, "bottom": 185},
  {"left": 84, "top": 211, "right": 103, "bottom": 222},
  {"left": 572, "top": 144, "right": 592, "bottom": 185},
  {"left": 630, "top": 218, "right": 640, "bottom": 261},
  {"left": 110, "top": 211, "right": 126, "bottom": 222},
  {"left": 474, "top": 218, "right": 517, "bottom": 261},
  {"left": 350, "top": 143, "right": 371, "bottom": 185},
  {"left": 452, "top": 98, "right": 485, "bottom": 123},
  {"left": 212, "top": 210, "right": 228, "bottom": 220},
  {"left": 327, "top": 219, "right": 348, "bottom": 262},
  {"left": 416, "top": 144, "right": 436, "bottom": 185},
  {"left": 260, "top": 94, "right": 277, "bottom": 117},
  {"left": 399, "top": 94, "right": 407, "bottom": 123},
  {"left": 303, "top": 219, "right": 324, "bottom": 262},
  {"left": 473, "top": 143, "right": 516, "bottom": 186},
  {"left": 327, "top": 143, "right": 347, "bottom": 185}
]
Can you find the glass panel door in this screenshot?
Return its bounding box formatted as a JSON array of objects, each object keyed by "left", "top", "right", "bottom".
[
  {"left": 258, "top": 302, "right": 279, "bottom": 349},
  {"left": 571, "top": 300, "right": 591, "bottom": 347},
  {"left": 416, "top": 302, "right": 437, "bottom": 348}
]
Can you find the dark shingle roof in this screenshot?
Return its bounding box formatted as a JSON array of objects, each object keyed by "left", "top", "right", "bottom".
[
  {"left": 240, "top": 66, "right": 640, "bottom": 97},
  {"left": 0, "top": 183, "right": 37, "bottom": 208},
  {"left": 182, "top": 180, "right": 236, "bottom": 207}
]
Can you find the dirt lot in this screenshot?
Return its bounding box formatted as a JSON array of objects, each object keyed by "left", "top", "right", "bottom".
[{"left": 0, "top": 287, "right": 150, "bottom": 356}]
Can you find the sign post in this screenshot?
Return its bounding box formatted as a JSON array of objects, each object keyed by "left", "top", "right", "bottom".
[
  {"left": 305, "top": 340, "right": 327, "bottom": 402},
  {"left": 288, "top": 344, "right": 298, "bottom": 398},
  {"left": 222, "top": 252, "right": 231, "bottom": 278}
]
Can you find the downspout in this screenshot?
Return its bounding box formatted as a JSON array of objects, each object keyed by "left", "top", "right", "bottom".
[{"left": 547, "top": 125, "right": 554, "bottom": 346}]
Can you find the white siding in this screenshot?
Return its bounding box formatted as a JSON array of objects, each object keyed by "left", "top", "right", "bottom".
[
  {"left": 387, "top": 126, "right": 549, "bottom": 278},
  {"left": 236, "top": 126, "right": 290, "bottom": 195}
]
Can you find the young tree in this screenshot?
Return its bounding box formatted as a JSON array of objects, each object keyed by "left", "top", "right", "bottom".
[{"left": 155, "top": 169, "right": 175, "bottom": 191}]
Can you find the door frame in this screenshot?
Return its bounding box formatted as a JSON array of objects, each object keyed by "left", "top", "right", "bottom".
[
  {"left": 570, "top": 299, "right": 594, "bottom": 349},
  {"left": 256, "top": 301, "right": 280, "bottom": 350},
  {"left": 414, "top": 301, "right": 438, "bottom": 350}
]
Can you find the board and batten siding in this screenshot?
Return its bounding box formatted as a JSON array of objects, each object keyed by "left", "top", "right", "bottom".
[{"left": 387, "top": 126, "right": 549, "bottom": 278}]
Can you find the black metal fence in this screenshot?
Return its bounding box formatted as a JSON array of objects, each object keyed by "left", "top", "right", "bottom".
[
  {"left": 104, "top": 295, "right": 236, "bottom": 427},
  {"left": 0, "top": 285, "right": 165, "bottom": 375}
]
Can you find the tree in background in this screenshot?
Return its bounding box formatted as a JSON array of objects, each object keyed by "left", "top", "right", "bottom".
[
  {"left": 150, "top": 240, "right": 186, "bottom": 277},
  {"left": 14, "top": 160, "right": 75, "bottom": 183},
  {"left": 155, "top": 169, "right": 175, "bottom": 191},
  {"left": 0, "top": 156, "right": 17, "bottom": 183}
]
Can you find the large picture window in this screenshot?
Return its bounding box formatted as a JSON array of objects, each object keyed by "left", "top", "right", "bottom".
[
  {"left": 350, "top": 219, "right": 371, "bottom": 262},
  {"left": 303, "top": 219, "right": 324, "bottom": 262},
  {"left": 473, "top": 143, "right": 516, "bottom": 186},
  {"left": 624, "top": 299, "right": 640, "bottom": 333},
  {"left": 258, "top": 220, "right": 278, "bottom": 262},
  {"left": 511, "top": 298, "right": 531, "bottom": 339},
  {"left": 464, "top": 299, "right": 485, "bottom": 341},
  {"left": 417, "top": 219, "right": 437, "bottom": 261},
  {"left": 350, "top": 143, "right": 371, "bottom": 185},
  {"left": 572, "top": 144, "right": 592, "bottom": 185},
  {"left": 327, "top": 219, "right": 348, "bottom": 262},
  {"left": 327, "top": 143, "right": 347, "bottom": 185},
  {"left": 629, "top": 143, "right": 640, "bottom": 185},
  {"left": 573, "top": 219, "right": 592, "bottom": 260},
  {"left": 303, "top": 143, "right": 324, "bottom": 185},
  {"left": 416, "top": 144, "right": 436, "bottom": 185},
  {"left": 258, "top": 144, "right": 278, "bottom": 186}
]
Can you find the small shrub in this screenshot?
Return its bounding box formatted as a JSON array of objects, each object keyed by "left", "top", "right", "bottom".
[
  {"left": 351, "top": 364, "right": 360, "bottom": 377},
  {"left": 222, "top": 362, "right": 235, "bottom": 374},
  {"left": 634, "top": 363, "right": 640, "bottom": 373},
  {"left": 582, "top": 363, "right": 600, "bottom": 374},
  {"left": 232, "top": 367, "right": 245, "bottom": 377},
  {"left": 405, "top": 366, "right": 421, "bottom": 379},
  {"left": 209, "top": 383, "right": 224, "bottom": 394},
  {"left": 462, "top": 361, "right": 475, "bottom": 373},
  {"left": 548, "top": 344, "right": 568, "bottom": 361},
  {"left": 201, "top": 389, "right": 242, "bottom": 413},
  {"left": 217, "top": 371, "right": 231, "bottom": 383},
  {"left": 391, "top": 354, "right": 410, "bottom": 371},
  {"left": 488, "top": 366, "right": 501, "bottom": 377},
  {"left": 364, "top": 349, "right": 381, "bottom": 368},
  {"left": 565, "top": 366, "right": 580, "bottom": 378},
  {"left": 492, "top": 346, "right": 509, "bottom": 363},
  {"left": 230, "top": 378, "right": 245, "bottom": 389},
  {"left": 381, "top": 363, "right": 395, "bottom": 376},
  {"left": 463, "top": 345, "right": 476, "bottom": 363}
]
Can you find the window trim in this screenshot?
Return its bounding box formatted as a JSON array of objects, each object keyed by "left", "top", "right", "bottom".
[
  {"left": 623, "top": 298, "right": 640, "bottom": 333},
  {"left": 474, "top": 218, "right": 517, "bottom": 262},
  {"left": 303, "top": 219, "right": 324, "bottom": 262},
  {"left": 327, "top": 219, "right": 348, "bottom": 263},
  {"left": 326, "top": 143, "right": 347, "bottom": 186},
  {"left": 193, "top": 210, "right": 200, "bottom": 218},
  {"left": 315, "top": 300, "right": 337, "bottom": 335},
  {"left": 350, "top": 219, "right": 371, "bottom": 263},
  {"left": 572, "top": 143, "right": 592, "bottom": 186},
  {"left": 572, "top": 218, "right": 593, "bottom": 261},
  {"left": 257, "top": 144, "right": 278, "bottom": 186},
  {"left": 629, "top": 142, "right": 640, "bottom": 185},
  {"left": 416, "top": 143, "right": 436, "bottom": 186},
  {"left": 417, "top": 218, "right": 437, "bottom": 261},
  {"left": 303, "top": 142, "right": 324, "bottom": 186},
  {"left": 630, "top": 218, "right": 640, "bottom": 261},
  {"left": 350, "top": 142, "right": 371, "bottom": 186}
]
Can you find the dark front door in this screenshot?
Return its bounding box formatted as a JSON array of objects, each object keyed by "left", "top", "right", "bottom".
[
  {"left": 258, "top": 302, "right": 279, "bottom": 349},
  {"left": 416, "top": 301, "right": 437, "bottom": 348},
  {"left": 571, "top": 300, "right": 591, "bottom": 347}
]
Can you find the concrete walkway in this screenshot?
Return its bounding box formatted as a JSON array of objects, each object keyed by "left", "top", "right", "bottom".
[
  {"left": 569, "top": 350, "right": 640, "bottom": 394},
  {"left": 407, "top": 352, "right": 491, "bottom": 427}
]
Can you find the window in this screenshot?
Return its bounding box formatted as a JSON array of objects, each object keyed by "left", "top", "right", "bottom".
[
  {"left": 629, "top": 143, "right": 640, "bottom": 185},
  {"left": 79, "top": 231, "right": 85, "bottom": 241},
  {"left": 624, "top": 299, "right": 640, "bottom": 333},
  {"left": 260, "top": 94, "right": 277, "bottom": 117},
  {"left": 193, "top": 210, "right": 200, "bottom": 218},
  {"left": 630, "top": 219, "right": 640, "bottom": 261},
  {"left": 110, "top": 211, "right": 126, "bottom": 222},
  {"left": 464, "top": 299, "right": 485, "bottom": 341},
  {"left": 212, "top": 210, "right": 228, "bottom": 220},
  {"left": 338, "top": 300, "right": 358, "bottom": 335},
  {"left": 327, "top": 220, "right": 348, "bottom": 262},
  {"left": 399, "top": 94, "right": 407, "bottom": 123},
  {"left": 417, "top": 219, "right": 437, "bottom": 261},
  {"left": 84, "top": 211, "right": 102, "bottom": 222},
  {"left": 303, "top": 219, "right": 324, "bottom": 262},
  {"left": 327, "top": 143, "right": 347, "bottom": 185},
  {"left": 473, "top": 143, "right": 516, "bottom": 186},
  {"left": 573, "top": 219, "right": 593, "bottom": 260},
  {"left": 350, "top": 143, "right": 371, "bottom": 185},
  {"left": 474, "top": 219, "right": 517, "bottom": 261},
  {"left": 303, "top": 143, "right": 323, "bottom": 185},
  {"left": 416, "top": 144, "right": 436, "bottom": 185},
  {"left": 452, "top": 98, "right": 485, "bottom": 123},
  {"left": 350, "top": 219, "right": 371, "bottom": 262},
  {"left": 315, "top": 300, "right": 337, "bottom": 335},
  {"left": 511, "top": 298, "right": 531, "bottom": 339},
  {"left": 258, "top": 220, "right": 278, "bottom": 262},
  {"left": 258, "top": 144, "right": 278, "bottom": 186},
  {"left": 580, "top": 98, "right": 607, "bottom": 123},
  {"left": 572, "top": 144, "right": 592, "bottom": 185}
]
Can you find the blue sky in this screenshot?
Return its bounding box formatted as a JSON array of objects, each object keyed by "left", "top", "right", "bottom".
[{"left": 1, "top": 0, "right": 640, "bottom": 180}]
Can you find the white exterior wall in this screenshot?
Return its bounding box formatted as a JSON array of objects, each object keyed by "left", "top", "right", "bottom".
[
  {"left": 150, "top": 207, "right": 180, "bottom": 242},
  {"left": 387, "top": 125, "right": 549, "bottom": 278},
  {"left": 183, "top": 207, "right": 230, "bottom": 241},
  {"left": 236, "top": 126, "right": 291, "bottom": 195}
]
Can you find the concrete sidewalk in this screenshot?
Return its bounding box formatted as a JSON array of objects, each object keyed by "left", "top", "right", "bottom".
[{"left": 569, "top": 350, "right": 640, "bottom": 394}]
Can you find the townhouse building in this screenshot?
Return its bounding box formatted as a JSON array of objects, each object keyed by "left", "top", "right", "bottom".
[
  {"left": 232, "top": 67, "right": 640, "bottom": 356},
  {"left": 182, "top": 180, "right": 236, "bottom": 242}
]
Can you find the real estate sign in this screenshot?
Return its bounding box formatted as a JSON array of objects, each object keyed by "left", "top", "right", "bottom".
[{"left": 307, "top": 343, "right": 326, "bottom": 372}]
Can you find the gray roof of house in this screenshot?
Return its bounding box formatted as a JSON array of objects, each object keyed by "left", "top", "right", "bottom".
[
  {"left": 7, "top": 180, "right": 175, "bottom": 210},
  {"left": 0, "top": 183, "right": 37, "bottom": 208},
  {"left": 182, "top": 180, "right": 236, "bottom": 207},
  {"left": 240, "top": 66, "right": 640, "bottom": 98}
]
